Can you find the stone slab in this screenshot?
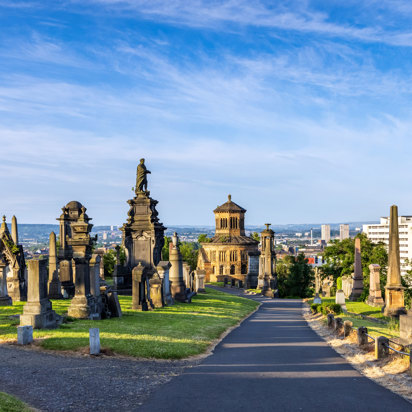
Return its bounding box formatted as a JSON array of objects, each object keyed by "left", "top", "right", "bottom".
[
  {"left": 89, "top": 328, "right": 100, "bottom": 355},
  {"left": 17, "top": 325, "right": 33, "bottom": 345}
]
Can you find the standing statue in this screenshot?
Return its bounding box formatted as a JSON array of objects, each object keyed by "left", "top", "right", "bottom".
[{"left": 136, "top": 158, "right": 151, "bottom": 193}]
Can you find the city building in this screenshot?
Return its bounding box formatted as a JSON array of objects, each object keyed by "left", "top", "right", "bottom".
[
  {"left": 363, "top": 215, "right": 412, "bottom": 277},
  {"left": 197, "top": 195, "right": 259, "bottom": 282},
  {"left": 321, "top": 224, "right": 330, "bottom": 243},
  {"left": 339, "top": 224, "right": 350, "bottom": 240}
]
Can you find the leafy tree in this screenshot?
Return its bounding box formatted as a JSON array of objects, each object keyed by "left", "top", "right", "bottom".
[
  {"left": 115, "top": 245, "right": 126, "bottom": 265},
  {"left": 161, "top": 236, "right": 171, "bottom": 261},
  {"left": 251, "top": 232, "right": 260, "bottom": 242},
  {"left": 180, "top": 242, "right": 199, "bottom": 271},
  {"left": 198, "top": 234, "right": 211, "bottom": 243},
  {"left": 276, "top": 253, "right": 314, "bottom": 298},
  {"left": 103, "top": 249, "right": 116, "bottom": 276}
]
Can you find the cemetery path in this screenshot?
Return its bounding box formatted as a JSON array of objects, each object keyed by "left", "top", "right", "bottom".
[{"left": 138, "top": 291, "right": 412, "bottom": 412}]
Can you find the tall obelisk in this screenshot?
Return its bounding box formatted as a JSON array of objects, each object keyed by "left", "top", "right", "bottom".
[
  {"left": 48, "top": 231, "right": 62, "bottom": 299},
  {"left": 349, "top": 237, "right": 364, "bottom": 300},
  {"left": 384, "top": 205, "right": 406, "bottom": 317}
]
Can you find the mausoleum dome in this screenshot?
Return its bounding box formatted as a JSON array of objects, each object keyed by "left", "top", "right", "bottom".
[{"left": 66, "top": 201, "right": 83, "bottom": 211}]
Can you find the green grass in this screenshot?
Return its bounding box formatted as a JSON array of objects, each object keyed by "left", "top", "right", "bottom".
[
  {"left": 206, "top": 282, "right": 224, "bottom": 287},
  {"left": 246, "top": 288, "right": 262, "bottom": 294},
  {"left": 308, "top": 297, "right": 399, "bottom": 339},
  {"left": 0, "top": 392, "right": 31, "bottom": 412},
  {"left": 0, "top": 288, "right": 259, "bottom": 359}
]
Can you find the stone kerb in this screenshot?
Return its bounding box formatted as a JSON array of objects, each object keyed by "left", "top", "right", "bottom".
[{"left": 357, "top": 327, "right": 368, "bottom": 346}]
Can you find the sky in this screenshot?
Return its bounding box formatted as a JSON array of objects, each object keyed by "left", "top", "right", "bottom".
[{"left": 1, "top": 1, "right": 412, "bottom": 226}]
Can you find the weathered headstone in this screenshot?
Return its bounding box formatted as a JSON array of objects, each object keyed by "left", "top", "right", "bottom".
[
  {"left": 335, "top": 289, "right": 345, "bottom": 305},
  {"left": 20, "top": 259, "right": 59, "bottom": 329},
  {"left": 349, "top": 237, "right": 364, "bottom": 301},
  {"left": 89, "top": 328, "right": 100, "bottom": 355},
  {"left": 183, "top": 262, "right": 191, "bottom": 290},
  {"left": 157, "top": 261, "right": 173, "bottom": 305},
  {"left": 194, "top": 269, "right": 206, "bottom": 293},
  {"left": 400, "top": 310, "right": 412, "bottom": 345},
  {"left": 384, "top": 205, "right": 406, "bottom": 317},
  {"left": 367, "top": 264, "right": 384, "bottom": 307},
  {"left": 48, "top": 231, "right": 62, "bottom": 299},
  {"left": 342, "top": 275, "right": 353, "bottom": 298},
  {"left": 0, "top": 258, "right": 12, "bottom": 305},
  {"left": 17, "top": 325, "right": 33, "bottom": 345},
  {"left": 149, "top": 272, "right": 164, "bottom": 308},
  {"left": 313, "top": 293, "right": 322, "bottom": 304}
]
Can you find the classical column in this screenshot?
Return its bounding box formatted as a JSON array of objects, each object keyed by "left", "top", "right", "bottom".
[
  {"left": 384, "top": 205, "right": 406, "bottom": 317},
  {"left": 349, "top": 237, "right": 364, "bottom": 301},
  {"left": 0, "top": 258, "right": 12, "bottom": 305},
  {"left": 169, "top": 232, "right": 187, "bottom": 302},
  {"left": 20, "top": 259, "right": 58, "bottom": 329},
  {"left": 367, "top": 264, "right": 384, "bottom": 307},
  {"left": 48, "top": 231, "right": 62, "bottom": 299}
]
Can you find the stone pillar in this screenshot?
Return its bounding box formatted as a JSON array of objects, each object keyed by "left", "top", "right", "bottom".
[
  {"left": 245, "top": 251, "right": 260, "bottom": 289},
  {"left": 48, "top": 232, "right": 62, "bottom": 299},
  {"left": 260, "top": 224, "right": 276, "bottom": 298},
  {"left": 60, "top": 260, "right": 74, "bottom": 298},
  {"left": 0, "top": 259, "right": 12, "bottom": 305},
  {"left": 132, "top": 263, "right": 148, "bottom": 310},
  {"left": 68, "top": 258, "right": 95, "bottom": 319},
  {"left": 183, "top": 262, "right": 191, "bottom": 290},
  {"left": 194, "top": 269, "right": 206, "bottom": 293},
  {"left": 89, "top": 255, "right": 101, "bottom": 298},
  {"left": 384, "top": 205, "right": 406, "bottom": 317},
  {"left": 11, "top": 215, "right": 18, "bottom": 244},
  {"left": 20, "top": 259, "right": 58, "bottom": 329},
  {"left": 157, "top": 261, "right": 173, "bottom": 305},
  {"left": 349, "top": 237, "right": 363, "bottom": 301},
  {"left": 169, "top": 233, "right": 187, "bottom": 302},
  {"left": 367, "top": 264, "right": 384, "bottom": 307},
  {"left": 314, "top": 267, "right": 321, "bottom": 294}
]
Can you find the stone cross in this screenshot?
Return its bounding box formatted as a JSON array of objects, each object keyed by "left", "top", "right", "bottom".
[{"left": 384, "top": 205, "right": 406, "bottom": 316}]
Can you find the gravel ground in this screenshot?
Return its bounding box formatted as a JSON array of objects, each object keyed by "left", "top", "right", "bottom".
[{"left": 0, "top": 344, "right": 197, "bottom": 411}]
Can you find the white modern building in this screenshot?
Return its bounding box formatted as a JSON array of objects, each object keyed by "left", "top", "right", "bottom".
[
  {"left": 363, "top": 216, "right": 412, "bottom": 277},
  {"left": 339, "top": 224, "right": 350, "bottom": 240},
  {"left": 321, "top": 224, "right": 330, "bottom": 243}
]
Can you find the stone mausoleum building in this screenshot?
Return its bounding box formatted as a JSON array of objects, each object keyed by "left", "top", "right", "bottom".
[{"left": 197, "top": 195, "right": 258, "bottom": 283}]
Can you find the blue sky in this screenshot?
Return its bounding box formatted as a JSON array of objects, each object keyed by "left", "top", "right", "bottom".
[{"left": 1, "top": 1, "right": 412, "bottom": 226}]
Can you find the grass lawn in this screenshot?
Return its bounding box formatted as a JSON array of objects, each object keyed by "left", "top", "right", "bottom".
[
  {"left": 308, "top": 297, "right": 399, "bottom": 339},
  {"left": 206, "top": 281, "right": 224, "bottom": 287},
  {"left": 0, "top": 288, "right": 259, "bottom": 359},
  {"left": 0, "top": 392, "right": 31, "bottom": 412}
]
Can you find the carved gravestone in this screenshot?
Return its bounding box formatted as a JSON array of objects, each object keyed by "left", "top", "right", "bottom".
[{"left": 367, "top": 264, "right": 384, "bottom": 307}]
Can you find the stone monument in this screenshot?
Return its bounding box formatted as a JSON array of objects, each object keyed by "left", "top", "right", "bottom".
[
  {"left": 20, "top": 259, "right": 59, "bottom": 329},
  {"left": 0, "top": 256, "right": 11, "bottom": 305},
  {"left": 349, "top": 237, "right": 364, "bottom": 301},
  {"left": 120, "top": 159, "right": 166, "bottom": 299},
  {"left": 0, "top": 216, "right": 26, "bottom": 301},
  {"left": 157, "top": 261, "right": 173, "bottom": 305},
  {"left": 48, "top": 231, "right": 62, "bottom": 299},
  {"left": 169, "top": 232, "right": 189, "bottom": 302},
  {"left": 194, "top": 269, "right": 206, "bottom": 293},
  {"left": 67, "top": 205, "right": 99, "bottom": 319},
  {"left": 384, "top": 205, "right": 406, "bottom": 317},
  {"left": 245, "top": 250, "right": 260, "bottom": 289},
  {"left": 367, "top": 264, "right": 384, "bottom": 307},
  {"left": 259, "top": 224, "right": 278, "bottom": 298}
]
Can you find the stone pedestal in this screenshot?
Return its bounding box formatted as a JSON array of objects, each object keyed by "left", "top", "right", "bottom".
[
  {"left": 194, "top": 269, "right": 206, "bottom": 293},
  {"left": 384, "top": 205, "right": 406, "bottom": 317},
  {"left": 132, "top": 263, "right": 149, "bottom": 310},
  {"left": 149, "top": 271, "right": 164, "bottom": 308},
  {"left": 169, "top": 233, "right": 188, "bottom": 302},
  {"left": 183, "top": 262, "right": 191, "bottom": 290},
  {"left": 48, "top": 231, "right": 62, "bottom": 299},
  {"left": 157, "top": 261, "right": 173, "bottom": 305},
  {"left": 245, "top": 251, "right": 260, "bottom": 289},
  {"left": 260, "top": 224, "right": 276, "bottom": 298},
  {"left": 0, "top": 260, "right": 12, "bottom": 305},
  {"left": 20, "top": 260, "right": 58, "bottom": 329},
  {"left": 60, "top": 260, "right": 74, "bottom": 298},
  {"left": 349, "top": 237, "right": 363, "bottom": 301},
  {"left": 17, "top": 325, "right": 33, "bottom": 345},
  {"left": 367, "top": 264, "right": 384, "bottom": 307}
]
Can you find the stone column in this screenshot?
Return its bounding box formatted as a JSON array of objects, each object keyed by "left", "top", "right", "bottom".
[
  {"left": 384, "top": 205, "right": 406, "bottom": 317},
  {"left": 182, "top": 262, "right": 191, "bottom": 290},
  {"left": 0, "top": 259, "right": 12, "bottom": 305},
  {"left": 349, "top": 237, "right": 364, "bottom": 301},
  {"left": 68, "top": 258, "right": 95, "bottom": 319},
  {"left": 245, "top": 251, "right": 260, "bottom": 289},
  {"left": 157, "top": 261, "right": 173, "bottom": 305},
  {"left": 48, "top": 231, "right": 62, "bottom": 299},
  {"left": 367, "top": 264, "right": 384, "bottom": 307},
  {"left": 169, "top": 233, "right": 187, "bottom": 302},
  {"left": 89, "top": 255, "right": 101, "bottom": 298},
  {"left": 20, "top": 259, "right": 58, "bottom": 329},
  {"left": 11, "top": 215, "right": 18, "bottom": 244}
]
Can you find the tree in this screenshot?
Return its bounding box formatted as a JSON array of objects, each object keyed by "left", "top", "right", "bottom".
[
  {"left": 251, "top": 232, "right": 260, "bottom": 242},
  {"left": 162, "top": 236, "right": 171, "bottom": 261},
  {"left": 103, "top": 249, "right": 116, "bottom": 277},
  {"left": 197, "top": 234, "right": 211, "bottom": 243},
  {"left": 180, "top": 242, "right": 199, "bottom": 271},
  {"left": 276, "top": 253, "right": 314, "bottom": 298}
]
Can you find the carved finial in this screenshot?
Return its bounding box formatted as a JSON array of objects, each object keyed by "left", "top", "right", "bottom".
[
  {"left": 265, "top": 223, "right": 271, "bottom": 230},
  {"left": 228, "top": 194, "right": 232, "bottom": 202},
  {"left": 0, "top": 215, "right": 6, "bottom": 233},
  {"left": 2, "top": 215, "right": 5, "bottom": 223},
  {"left": 172, "top": 232, "right": 178, "bottom": 248}
]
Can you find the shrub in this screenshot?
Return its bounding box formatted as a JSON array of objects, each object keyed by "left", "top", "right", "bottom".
[
  {"left": 357, "top": 289, "right": 369, "bottom": 302},
  {"left": 310, "top": 303, "right": 321, "bottom": 313},
  {"left": 320, "top": 303, "right": 342, "bottom": 315},
  {"left": 337, "top": 276, "right": 342, "bottom": 290}
]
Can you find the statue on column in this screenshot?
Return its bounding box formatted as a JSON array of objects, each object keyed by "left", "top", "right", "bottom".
[{"left": 136, "top": 158, "right": 151, "bottom": 194}]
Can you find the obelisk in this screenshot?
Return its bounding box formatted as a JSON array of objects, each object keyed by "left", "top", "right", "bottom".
[
  {"left": 384, "top": 205, "right": 406, "bottom": 317},
  {"left": 48, "top": 231, "right": 62, "bottom": 299},
  {"left": 11, "top": 215, "right": 18, "bottom": 244},
  {"left": 349, "top": 237, "right": 364, "bottom": 301}
]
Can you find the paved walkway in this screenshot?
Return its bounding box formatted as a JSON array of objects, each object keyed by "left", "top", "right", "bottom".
[{"left": 139, "top": 292, "right": 411, "bottom": 412}]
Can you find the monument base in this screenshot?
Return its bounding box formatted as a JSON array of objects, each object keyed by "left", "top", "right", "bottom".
[
  {"left": 149, "top": 278, "right": 164, "bottom": 308},
  {"left": 0, "top": 295, "right": 12, "bottom": 306},
  {"left": 68, "top": 295, "right": 98, "bottom": 319},
  {"left": 61, "top": 281, "right": 75, "bottom": 299},
  {"left": 384, "top": 286, "right": 406, "bottom": 317},
  {"left": 20, "top": 300, "right": 58, "bottom": 329},
  {"left": 349, "top": 287, "right": 363, "bottom": 302},
  {"left": 48, "top": 280, "right": 63, "bottom": 299},
  {"left": 261, "top": 287, "right": 274, "bottom": 298},
  {"left": 367, "top": 294, "right": 384, "bottom": 307},
  {"left": 170, "top": 281, "right": 187, "bottom": 303}
]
